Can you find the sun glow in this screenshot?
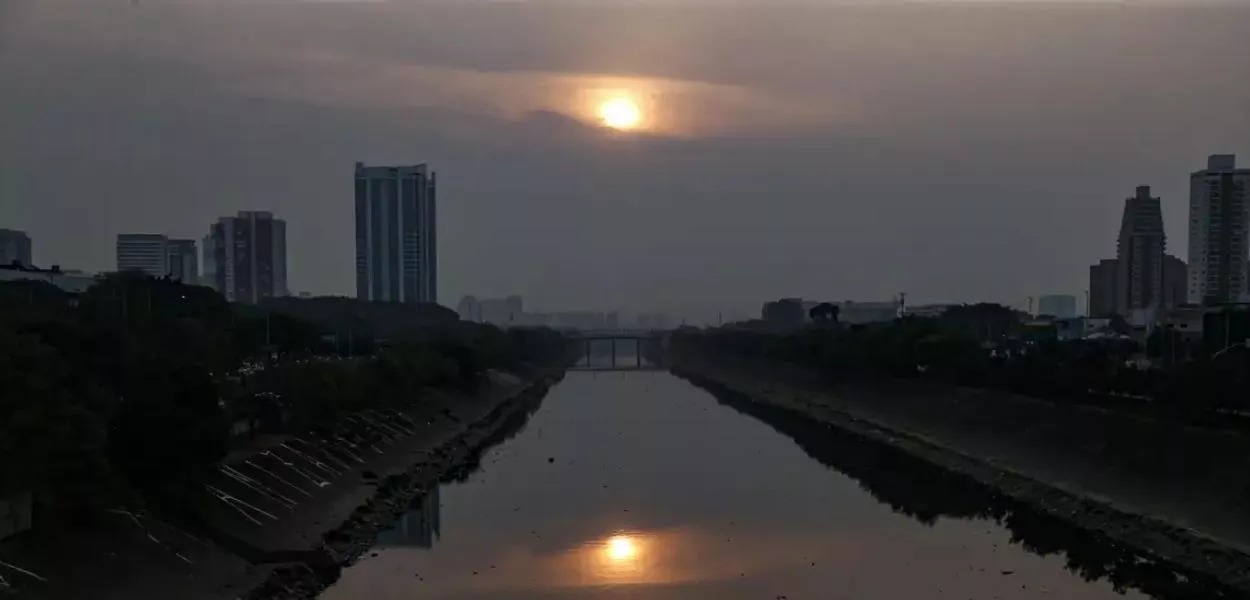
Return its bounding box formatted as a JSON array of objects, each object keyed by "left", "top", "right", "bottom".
[
  {"left": 598, "top": 97, "right": 643, "bottom": 130},
  {"left": 605, "top": 535, "right": 638, "bottom": 561}
]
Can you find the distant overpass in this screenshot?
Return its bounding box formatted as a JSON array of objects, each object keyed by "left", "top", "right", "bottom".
[
  {"left": 566, "top": 329, "right": 670, "bottom": 371},
  {"left": 566, "top": 328, "right": 672, "bottom": 340}
]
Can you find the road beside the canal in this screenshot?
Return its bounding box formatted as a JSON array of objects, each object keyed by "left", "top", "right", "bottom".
[{"left": 670, "top": 354, "right": 1250, "bottom": 595}]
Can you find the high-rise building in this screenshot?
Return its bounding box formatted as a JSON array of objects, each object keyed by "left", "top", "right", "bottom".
[
  {"left": 205, "top": 211, "right": 287, "bottom": 303},
  {"left": 1188, "top": 154, "right": 1250, "bottom": 305},
  {"left": 1115, "top": 185, "right": 1167, "bottom": 313},
  {"left": 1037, "top": 294, "right": 1077, "bottom": 319},
  {"left": 201, "top": 233, "right": 216, "bottom": 288},
  {"left": 354, "top": 163, "right": 438, "bottom": 304},
  {"left": 1163, "top": 254, "right": 1188, "bottom": 308},
  {"left": 1089, "top": 258, "right": 1118, "bottom": 317},
  {"left": 166, "top": 239, "right": 199, "bottom": 284},
  {"left": 0, "top": 229, "right": 32, "bottom": 267},
  {"left": 116, "top": 234, "right": 169, "bottom": 277}
]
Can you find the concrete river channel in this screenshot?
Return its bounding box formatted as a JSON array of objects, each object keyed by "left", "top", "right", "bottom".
[{"left": 320, "top": 364, "right": 1216, "bottom": 600}]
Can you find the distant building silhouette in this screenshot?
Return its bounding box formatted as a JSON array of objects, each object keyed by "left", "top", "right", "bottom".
[
  {"left": 1188, "top": 154, "right": 1250, "bottom": 305},
  {"left": 459, "top": 294, "right": 525, "bottom": 326},
  {"left": 836, "top": 300, "right": 899, "bottom": 324},
  {"left": 1089, "top": 259, "right": 1118, "bottom": 317},
  {"left": 166, "top": 239, "right": 199, "bottom": 284},
  {"left": 354, "top": 163, "right": 438, "bottom": 304},
  {"left": 1163, "top": 254, "right": 1188, "bottom": 308},
  {"left": 1116, "top": 185, "right": 1167, "bottom": 317},
  {"left": 635, "top": 313, "right": 671, "bottom": 329},
  {"left": 116, "top": 233, "right": 170, "bottom": 277},
  {"left": 761, "top": 298, "right": 805, "bottom": 327},
  {"left": 457, "top": 295, "right": 481, "bottom": 321},
  {"left": 1037, "top": 295, "right": 1077, "bottom": 319},
  {"left": 0, "top": 229, "right": 32, "bottom": 267},
  {"left": 205, "top": 211, "right": 288, "bottom": 303}
]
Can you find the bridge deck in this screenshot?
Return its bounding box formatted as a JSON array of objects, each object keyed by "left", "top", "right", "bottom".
[{"left": 568, "top": 366, "right": 666, "bottom": 372}]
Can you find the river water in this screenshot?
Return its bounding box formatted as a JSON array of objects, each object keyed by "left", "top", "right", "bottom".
[{"left": 320, "top": 370, "right": 1208, "bottom": 600}]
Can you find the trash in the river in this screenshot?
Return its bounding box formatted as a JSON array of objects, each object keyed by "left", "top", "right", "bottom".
[{"left": 1001, "top": 570, "right": 1014, "bottom": 575}]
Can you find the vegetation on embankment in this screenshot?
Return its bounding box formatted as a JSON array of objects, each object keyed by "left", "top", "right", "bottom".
[
  {"left": 681, "top": 303, "right": 1249, "bottom": 424},
  {"left": 669, "top": 323, "right": 1250, "bottom": 592},
  {"left": 0, "top": 274, "right": 569, "bottom": 529}
]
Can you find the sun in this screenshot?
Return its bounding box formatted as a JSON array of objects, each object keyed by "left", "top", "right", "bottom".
[
  {"left": 605, "top": 535, "right": 637, "bottom": 561},
  {"left": 598, "top": 97, "right": 642, "bottom": 130}
]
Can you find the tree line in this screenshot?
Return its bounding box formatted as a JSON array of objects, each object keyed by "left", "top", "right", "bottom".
[
  {"left": 673, "top": 303, "right": 1250, "bottom": 424},
  {"left": 0, "top": 274, "right": 569, "bottom": 519}
]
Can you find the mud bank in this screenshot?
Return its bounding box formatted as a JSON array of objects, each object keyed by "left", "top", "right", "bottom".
[
  {"left": 239, "top": 371, "right": 562, "bottom": 600},
  {"left": 671, "top": 362, "right": 1250, "bottom": 597}
]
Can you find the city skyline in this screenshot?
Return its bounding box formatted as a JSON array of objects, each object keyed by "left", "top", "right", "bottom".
[{"left": 3, "top": 2, "right": 1250, "bottom": 318}]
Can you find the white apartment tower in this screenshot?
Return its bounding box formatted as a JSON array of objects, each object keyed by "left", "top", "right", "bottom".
[
  {"left": 116, "top": 234, "right": 170, "bottom": 277},
  {"left": 1188, "top": 155, "right": 1250, "bottom": 305},
  {"left": 354, "top": 163, "right": 438, "bottom": 304}
]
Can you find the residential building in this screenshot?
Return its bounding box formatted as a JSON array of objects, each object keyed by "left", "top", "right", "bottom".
[
  {"left": 480, "top": 298, "right": 520, "bottom": 326},
  {"left": 1037, "top": 294, "right": 1077, "bottom": 319},
  {"left": 206, "top": 211, "right": 288, "bottom": 303},
  {"left": 166, "top": 239, "right": 199, "bottom": 284},
  {"left": 1163, "top": 254, "right": 1187, "bottom": 308},
  {"left": 1188, "top": 154, "right": 1250, "bottom": 305},
  {"left": 0, "top": 229, "right": 32, "bottom": 267},
  {"left": 201, "top": 233, "right": 216, "bottom": 288},
  {"left": 457, "top": 295, "right": 481, "bottom": 322},
  {"left": 837, "top": 300, "right": 898, "bottom": 324},
  {"left": 1116, "top": 185, "right": 1167, "bottom": 314},
  {"left": 116, "top": 234, "right": 169, "bottom": 276},
  {"left": 354, "top": 162, "right": 438, "bottom": 304},
  {"left": 1089, "top": 259, "right": 1118, "bottom": 317}
]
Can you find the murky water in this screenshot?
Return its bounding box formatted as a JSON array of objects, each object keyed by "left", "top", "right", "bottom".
[{"left": 321, "top": 371, "right": 1213, "bottom": 600}]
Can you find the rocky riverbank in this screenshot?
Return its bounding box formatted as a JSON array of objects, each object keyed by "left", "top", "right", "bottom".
[
  {"left": 670, "top": 357, "right": 1250, "bottom": 597},
  {"left": 0, "top": 368, "right": 564, "bottom": 600},
  {"left": 240, "top": 372, "right": 560, "bottom": 600}
]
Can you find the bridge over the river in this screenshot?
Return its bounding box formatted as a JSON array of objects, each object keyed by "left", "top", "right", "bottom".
[{"left": 566, "top": 329, "right": 670, "bottom": 371}]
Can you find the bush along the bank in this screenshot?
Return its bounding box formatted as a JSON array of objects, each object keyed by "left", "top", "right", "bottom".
[
  {"left": 673, "top": 306, "right": 1249, "bottom": 423},
  {"left": 0, "top": 274, "right": 569, "bottom": 524}
]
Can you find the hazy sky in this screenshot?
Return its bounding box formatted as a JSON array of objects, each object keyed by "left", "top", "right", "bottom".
[{"left": 2, "top": 0, "right": 1249, "bottom": 321}]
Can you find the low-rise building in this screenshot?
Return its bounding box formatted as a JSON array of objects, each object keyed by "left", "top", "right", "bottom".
[
  {"left": 1037, "top": 294, "right": 1077, "bottom": 319},
  {"left": 837, "top": 300, "right": 898, "bottom": 325}
]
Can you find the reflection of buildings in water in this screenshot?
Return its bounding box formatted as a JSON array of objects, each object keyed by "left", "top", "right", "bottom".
[{"left": 377, "top": 487, "right": 441, "bottom": 548}]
